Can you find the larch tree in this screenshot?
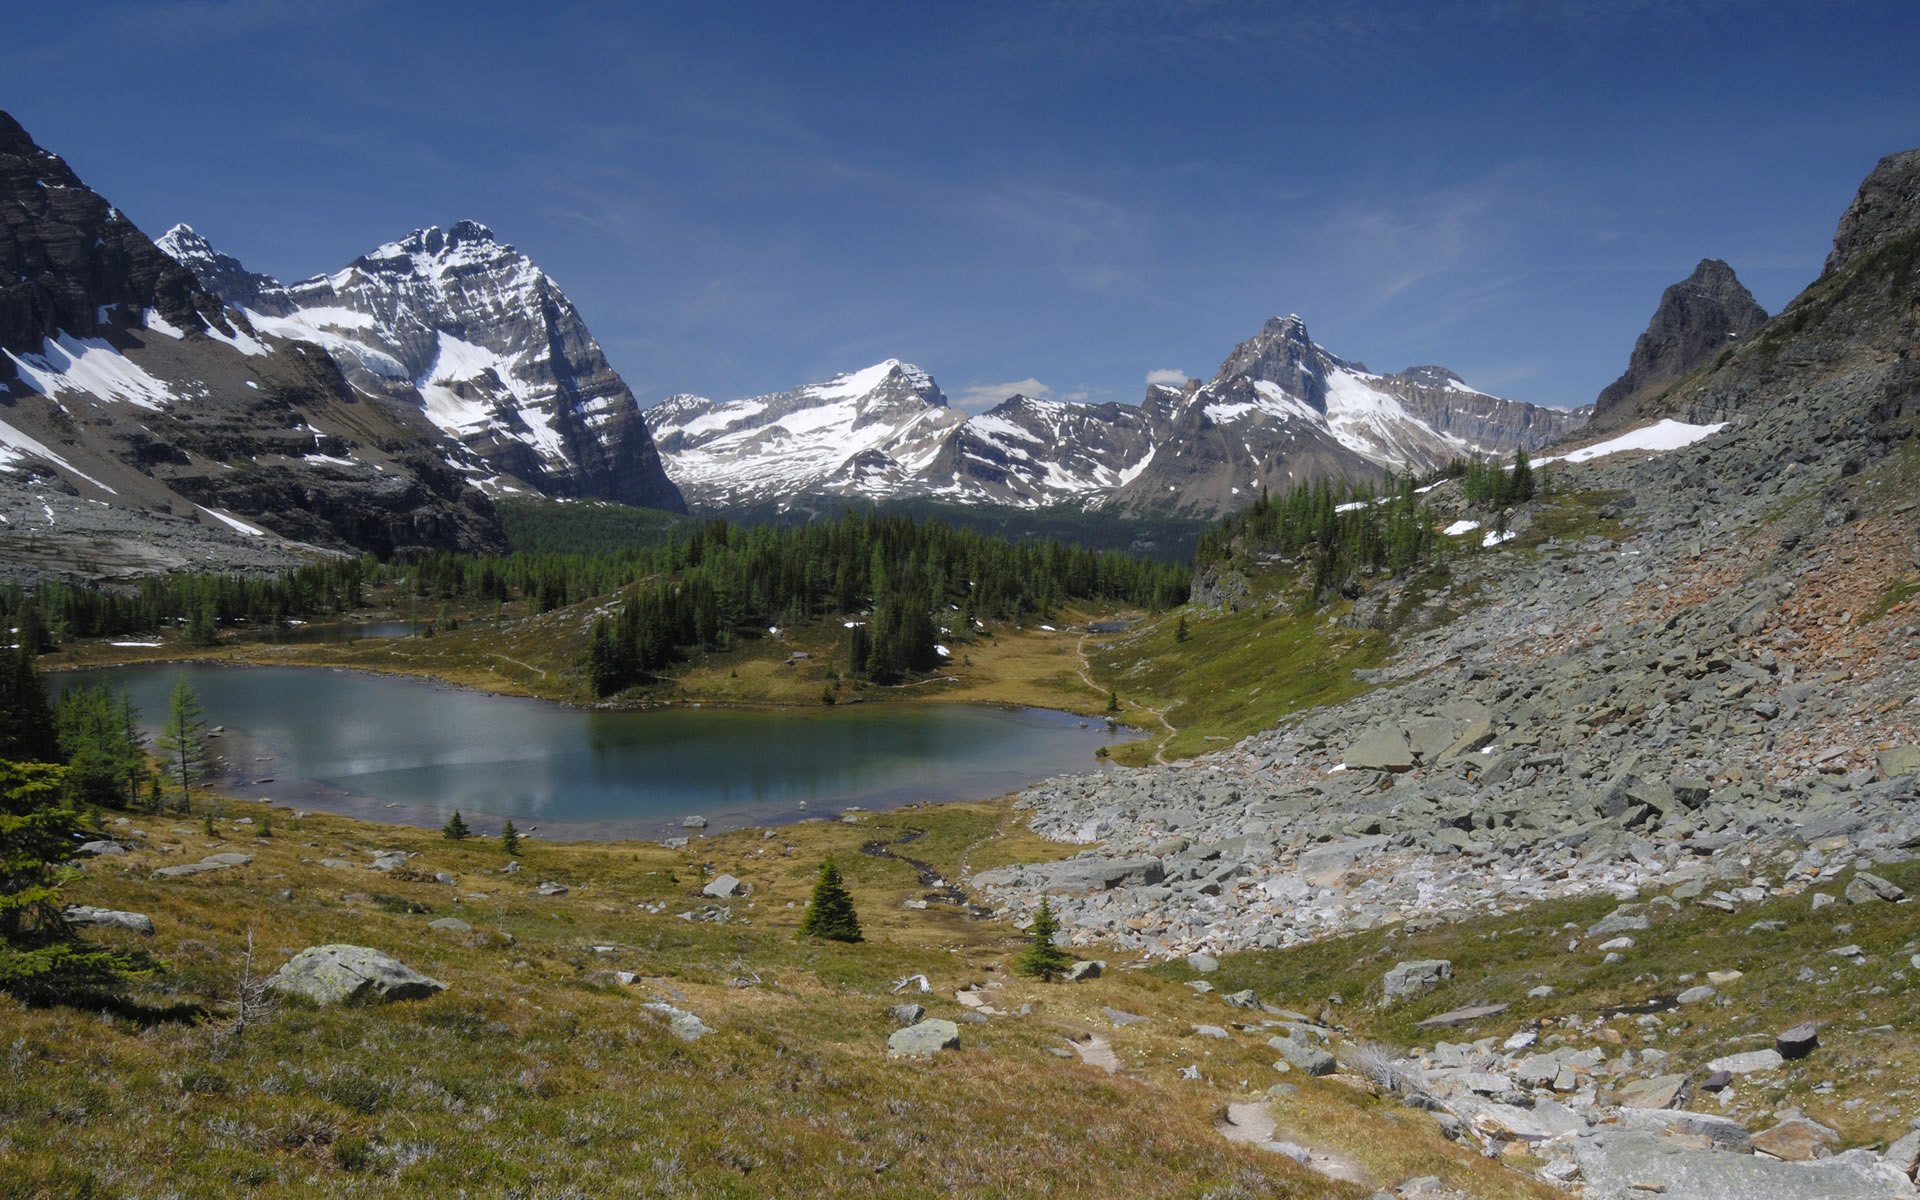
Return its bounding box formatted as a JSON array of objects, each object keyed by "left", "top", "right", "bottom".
[{"left": 154, "top": 676, "right": 209, "bottom": 812}]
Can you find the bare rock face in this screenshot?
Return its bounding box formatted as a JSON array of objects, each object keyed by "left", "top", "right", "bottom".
[
  {"left": 1825, "top": 148, "right": 1920, "bottom": 277},
  {"left": 1381, "top": 366, "right": 1588, "bottom": 454},
  {"left": 0, "top": 112, "right": 226, "bottom": 354},
  {"left": 1591, "top": 259, "right": 1768, "bottom": 425}
]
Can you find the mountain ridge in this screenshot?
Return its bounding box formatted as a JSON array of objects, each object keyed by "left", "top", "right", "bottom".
[{"left": 646, "top": 314, "right": 1586, "bottom": 518}]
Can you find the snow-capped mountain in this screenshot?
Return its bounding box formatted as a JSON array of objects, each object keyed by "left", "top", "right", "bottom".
[
  {"left": 1102, "top": 314, "right": 1587, "bottom": 516},
  {"left": 0, "top": 110, "right": 499, "bottom": 562},
  {"left": 646, "top": 361, "right": 967, "bottom": 510},
  {"left": 645, "top": 315, "right": 1585, "bottom": 517},
  {"left": 158, "top": 222, "right": 685, "bottom": 513}
]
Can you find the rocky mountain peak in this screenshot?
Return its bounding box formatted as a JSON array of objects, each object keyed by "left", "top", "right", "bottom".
[
  {"left": 1398, "top": 365, "right": 1468, "bottom": 388},
  {"left": 1591, "top": 258, "right": 1767, "bottom": 425},
  {"left": 158, "top": 216, "right": 685, "bottom": 513},
  {"left": 1212, "top": 313, "right": 1334, "bottom": 412},
  {"left": 1824, "top": 147, "right": 1920, "bottom": 278},
  {"left": 154, "top": 224, "right": 292, "bottom": 317},
  {"left": 0, "top": 110, "right": 224, "bottom": 353}
]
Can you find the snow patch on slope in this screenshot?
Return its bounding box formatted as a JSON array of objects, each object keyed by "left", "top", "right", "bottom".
[
  {"left": 5, "top": 333, "right": 177, "bottom": 411},
  {"left": 0, "top": 414, "right": 116, "bottom": 492},
  {"left": 1536, "top": 419, "right": 1726, "bottom": 465}
]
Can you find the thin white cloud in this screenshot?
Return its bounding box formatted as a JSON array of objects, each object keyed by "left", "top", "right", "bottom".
[
  {"left": 954, "top": 378, "right": 1050, "bottom": 413},
  {"left": 1145, "top": 368, "right": 1187, "bottom": 386}
]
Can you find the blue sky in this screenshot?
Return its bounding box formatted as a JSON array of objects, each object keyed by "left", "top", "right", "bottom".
[{"left": 8, "top": 1, "right": 1918, "bottom": 411}]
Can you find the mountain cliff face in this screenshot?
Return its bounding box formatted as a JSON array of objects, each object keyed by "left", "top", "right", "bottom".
[
  {"left": 0, "top": 113, "right": 228, "bottom": 353},
  {"left": 647, "top": 315, "right": 1585, "bottom": 518},
  {"left": 159, "top": 222, "right": 686, "bottom": 513},
  {"left": 1590, "top": 258, "right": 1768, "bottom": 426},
  {"left": 0, "top": 111, "right": 500, "bottom": 563},
  {"left": 1655, "top": 148, "right": 1920, "bottom": 431}
]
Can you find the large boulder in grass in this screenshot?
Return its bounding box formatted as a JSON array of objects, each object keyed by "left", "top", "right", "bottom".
[{"left": 266, "top": 944, "right": 446, "bottom": 1006}]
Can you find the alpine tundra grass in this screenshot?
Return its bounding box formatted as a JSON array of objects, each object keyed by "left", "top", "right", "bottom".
[{"left": 2, "top": 791, "right": 1566, "bottom": 1199}]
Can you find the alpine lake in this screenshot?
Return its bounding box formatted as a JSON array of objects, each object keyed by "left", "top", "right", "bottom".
[{"left": 62, "top": 662, "right": 1140, "bottom": 841}]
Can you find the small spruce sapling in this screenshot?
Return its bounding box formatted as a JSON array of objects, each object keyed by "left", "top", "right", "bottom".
[
  {"left": 499, "top": 819, "right": 522, "bottom": 855},
  {"left": 442, "top": 810, "right": 472, "bottom": 840},
  {"left": 798, "top": 856, "right": 862, "bottom": 943},
  {"left": 1014, "top": 896, "right": 1072, "bottom": 981}
]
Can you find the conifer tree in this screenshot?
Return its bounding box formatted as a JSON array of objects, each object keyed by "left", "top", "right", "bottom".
[
  {"left": 1510, "top": 448, "right": 1535, "bottom": 504},
  {"left": 1175, "top": 613, "right": 1191, "bottom": 643},
  {"left": 798, "top": 856, "right": 862, "bottom": 942},
  {"left": 0, "top": 761, "right": 151, "bottom": 1002},
  {"left": 442, "top": 810, "right": 472, "bottom": 840},
  {"left": 186, "top": 601, "right": 219, "bottom": 647},
  {"left": 154, "top": 677, "right": 209, "bottom": 812},
  {"left": 499, "top": 819, "right": 521, "bottom": 855},
  {"left": 0, "top": 645, "right": 58, "bottom": 763},
  {"left": 1014, "top": 896, "right": 1072, "bottom": 981}
]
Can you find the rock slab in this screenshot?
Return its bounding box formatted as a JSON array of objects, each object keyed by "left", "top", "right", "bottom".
[
  {"left": 62, "top": 905, "right": 154, "bottom": 935},
  {"left": 888, "top": 1018, "right": 961, "bottom": 1058},
  {"left": 266, "top": 945, "right": 447, "bottom": 1006}
]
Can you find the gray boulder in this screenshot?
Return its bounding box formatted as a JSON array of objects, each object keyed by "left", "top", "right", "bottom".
[
  {"left": 1382, "top": 959, "right": 1452, "bottom": 1002},
  {"left": 888, "top": 1018, "right": 961, "bottom": 1058},
  {"left": 1269, "top": 1034, "right": 1336, "bottom": 1075},
  {"left": 1064, "top": 960, "right": 1104, "bottom": 981},
  {"left": 886, "top": 1003, "right": 926, "bottom": 1027},
  {"left": 1705, "top": 1048, "right": 1784, "bottom": 1074},
  {"left": 1587, "top": 905, "right": 1652, "bottom": 938},
  {"left": 1185, "top": 951, "right": 1220, "bottom": 973},
  {"left": 1846, "top": 872, "right": 1906, "bottom": 904},
  {"left": 702, "top": 874, "right": 745, "bottom": 898},
  {"left": 1222, "top": 988, "right": 1261, "bottom": 1009},
  {"left": 427, "top": 917, "right": 472, "bottom": 934},
  {"left": 1777, "top": 1021, "right": 1819, "bottom": 1059},
  {"left": 266, "top": 945, "right": 447, "bottom": 1005},
  {"left": 1878, "top": 745, "right": 1920, "bottom": 781},
  {"left": 62, "top": 905, "right": 154, "bottom": 935},
  {"left": 75, "top": 840, "right": 127, "bottom": 856}
]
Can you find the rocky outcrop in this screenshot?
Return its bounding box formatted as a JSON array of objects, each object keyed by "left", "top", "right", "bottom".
[
  {"left": 1824, "top": 148, "right": 1920, "bottom": 276},
  {"left": 1591, "top": 259, "right": 1768, "bottom": 425}
]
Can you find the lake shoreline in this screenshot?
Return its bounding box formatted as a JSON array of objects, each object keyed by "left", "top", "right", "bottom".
[{"left": 64, "top": 660, "right": 1146, "bottom": 843}]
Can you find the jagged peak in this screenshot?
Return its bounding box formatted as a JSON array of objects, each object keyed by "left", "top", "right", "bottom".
[
  {"left": 156, "top": 223, "right": 209, "bottom": 253},
  {"left": 352, "top": 221, "right": 518, "bottom": 275}
]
